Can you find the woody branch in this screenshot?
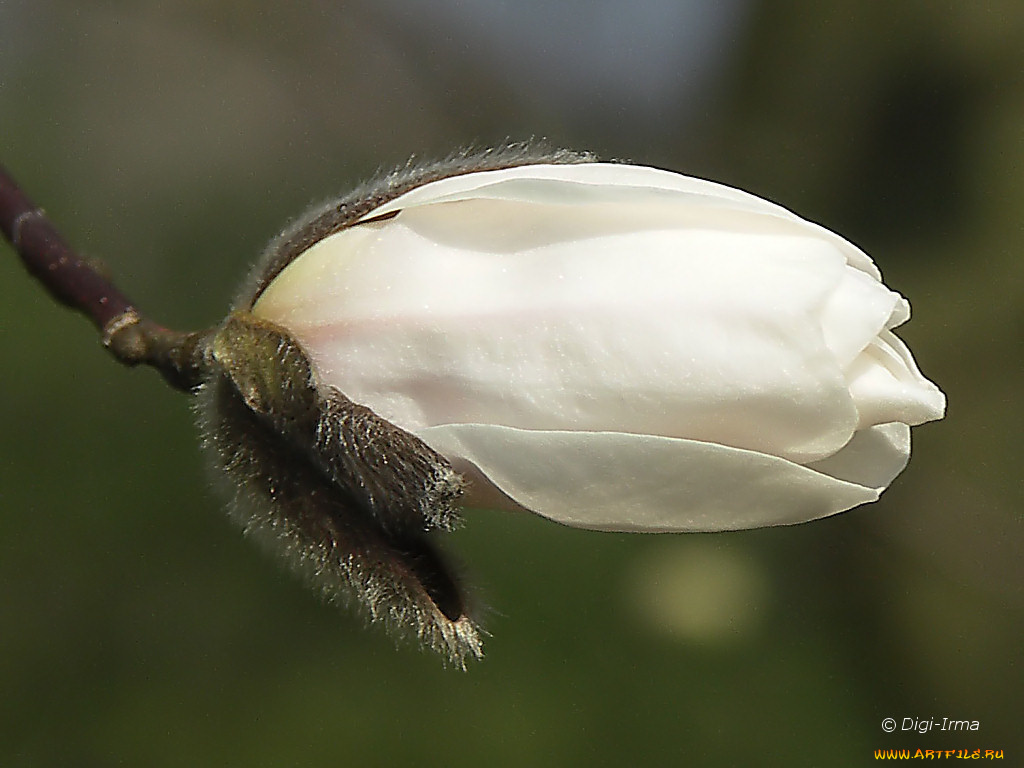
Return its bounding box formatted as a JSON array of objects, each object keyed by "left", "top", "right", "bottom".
[{"left": 0, "top": 163, "right": 206, "bottom": 392}]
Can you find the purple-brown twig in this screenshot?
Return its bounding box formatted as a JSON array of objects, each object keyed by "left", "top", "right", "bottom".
[{"left": 0, "top": 164, "right": 206, "bottom": 392}]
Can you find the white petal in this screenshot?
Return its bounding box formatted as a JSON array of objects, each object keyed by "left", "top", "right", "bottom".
[
  {"left": 255, "top": 200, "right": 860, "bottom": 463},
  {"left": 819, "top": 266, "right": 901, "bottom": 367},
  {"left": 805, "top": 422, "right": 910, "bottom": 489},
  {"left": 362, "top": 163, "right": 884, "bottom": 280},
  {"left": 847, "top": 330, "right": 947, "bottom": 428},
  {"left": 362, "top": 163, "right": 802, "bottom": 219},
  {"left": 417, "top": 424, "right": 881, "bottom": 532},
  {"left": 889, "top": 296, "right": 911, "bottom": 328}
]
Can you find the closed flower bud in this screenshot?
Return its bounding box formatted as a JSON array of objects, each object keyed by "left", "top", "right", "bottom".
[{"left": 198, "top": 147, "right": 946, "bottom": 662}]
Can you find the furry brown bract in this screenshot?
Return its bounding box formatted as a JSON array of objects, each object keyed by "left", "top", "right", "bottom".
[
  {"left": 196, "top": 311, "right": 480, "bottom": 664},
  {"left": 197, "top": 145, "right": 591, "bottom": 665}
]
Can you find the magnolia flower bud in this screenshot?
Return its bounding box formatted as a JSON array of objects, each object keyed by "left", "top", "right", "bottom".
[{"left": 198, "top": 147, "right": 945, "bottom": 662}]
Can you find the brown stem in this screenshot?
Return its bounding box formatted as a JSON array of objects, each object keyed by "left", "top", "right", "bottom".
[{"left": 0, "top": 163, "right": 208, "bottom": 392}]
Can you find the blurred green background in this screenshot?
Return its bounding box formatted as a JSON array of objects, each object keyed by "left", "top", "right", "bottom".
[{"left": 1, "top": 2, "right": 1021, "bottom": 766}]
